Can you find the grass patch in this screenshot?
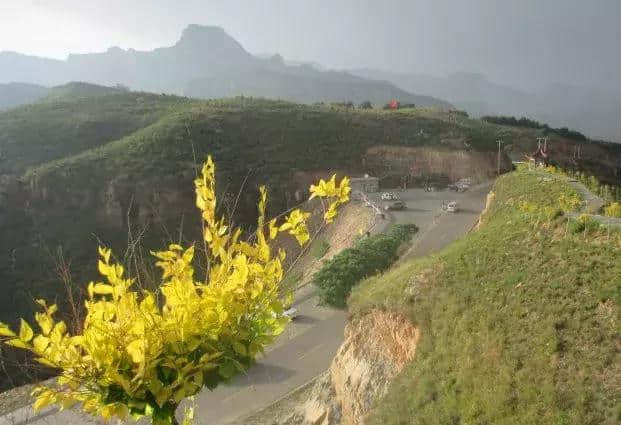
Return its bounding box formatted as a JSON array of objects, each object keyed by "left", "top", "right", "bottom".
[{"left": 350, "top": 169, "right": 621, "bottom": 425}]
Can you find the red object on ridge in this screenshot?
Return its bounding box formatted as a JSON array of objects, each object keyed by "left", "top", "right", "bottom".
[{"left": 389, "top": 99, "right": 399, "bottom": 109}]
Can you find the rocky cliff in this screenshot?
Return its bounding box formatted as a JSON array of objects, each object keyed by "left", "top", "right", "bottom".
[{"left": 282, "top": 310, "right": 418, "bottom": 425}]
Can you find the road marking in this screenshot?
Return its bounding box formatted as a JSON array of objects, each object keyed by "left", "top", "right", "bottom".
[{"left": 298, "top": 343, "right": 324, "bottom": 360}]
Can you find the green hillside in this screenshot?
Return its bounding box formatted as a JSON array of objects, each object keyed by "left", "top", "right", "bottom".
[
  {"left": 0, "top": 93, "right": 619, "bottom": 391},
  {"left": 350, "top": 168, "right": 620, "bottom": 424},
  {"left": 41, "top": 82, "right": 129, "bottom": 102},
  {"left": 0, "top": 92, "right": 195, "bottom": 174}
]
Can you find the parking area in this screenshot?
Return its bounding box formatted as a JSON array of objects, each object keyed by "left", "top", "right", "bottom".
[
  {"left": 366, "top": 188, "right": 457, "bottom": 232},
  {"left": 363, "top": 182, "right": 493, "bottom": 257}
]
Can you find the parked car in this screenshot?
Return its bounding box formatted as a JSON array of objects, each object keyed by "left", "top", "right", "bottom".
[
  {"left": 283, "top": 307, "right": 299, "bottom": 320},
  {"left": 381, "top": 192, "right": 398, "bottom": 200},
  {"left": 448, "top": 182, "right": 469, "bottom": 192},
  {"left": 442, "top": 201, "right": 459, "bottom": 213},
  {"left": 384, "top": 200, "right": 406, "bottom": 211}
]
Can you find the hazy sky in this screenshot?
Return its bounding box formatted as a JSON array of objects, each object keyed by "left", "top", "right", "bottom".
[{"left": 2, "top": 0, "right": 620, "bottom": 92}]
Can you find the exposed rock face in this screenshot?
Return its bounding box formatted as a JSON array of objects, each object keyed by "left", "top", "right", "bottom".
[
  {"left": 284, "top": 310, "right": 418, "bottom": 425},
  {"left": 476, "top": 190, "right": 495, "bottom": 229},
  {"left": 365, "top": 145, "right": 511, "bottom": 184}
]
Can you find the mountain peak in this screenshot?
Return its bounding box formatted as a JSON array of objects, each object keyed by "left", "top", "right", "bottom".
[
  {"left": 180, "top": 24, "right": 226, "bottom": 39},
  {"left": 174, "top": 24, "right": 251, "bottom": 64},
  {"left": 177, "top": 25, "right": 240, "bottom": 48}
]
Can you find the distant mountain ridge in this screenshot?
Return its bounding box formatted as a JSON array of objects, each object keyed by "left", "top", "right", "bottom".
[
  {"left": 0, "top": 25, "right": 452, "bottom": 109},
  {"left": 350, "top": 68, "right": 621, "bottom": 143},
  {"left": 0, "top": 82, "right": 49, "bottom": 110}
]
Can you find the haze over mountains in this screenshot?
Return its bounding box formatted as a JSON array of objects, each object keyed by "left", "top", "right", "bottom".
[
  {"left": 351, "top": 69, "right": 621, "bottom": 143},
  {"left": 1, "top": 23, "right": 620, "bottom": 143},
  {"left": 0, "top": 25, "right": 450, "bottom": 109}
]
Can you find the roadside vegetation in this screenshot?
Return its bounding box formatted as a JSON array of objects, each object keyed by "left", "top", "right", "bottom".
[
  {"left": 545, "top": 165, "right": 621, "bottom": 217},
  {"left": 350, "top": 169, "right": 620, "bottom": 425},
  {"left": 313, "top": 224, "right": 417, "bottom": 307}
]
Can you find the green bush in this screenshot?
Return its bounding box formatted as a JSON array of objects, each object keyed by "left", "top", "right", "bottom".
[{"left": 312, "top": 224, "right": 417, "bottom": 307}]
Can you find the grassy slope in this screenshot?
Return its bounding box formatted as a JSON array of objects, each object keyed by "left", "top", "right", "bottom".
[
  {"left": 350, "top": 169, "right": 620, "bottom": 424},
  {"left": 0, "top": 92, "right": 196, "bottom": 174}
]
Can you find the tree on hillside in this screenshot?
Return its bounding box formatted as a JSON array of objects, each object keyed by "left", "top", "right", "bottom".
[{"left": 0, "top": 158, "right": 350, "bottom": 425}]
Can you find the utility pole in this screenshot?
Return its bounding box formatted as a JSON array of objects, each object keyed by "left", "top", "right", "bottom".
[{"left": 496, "top": 139, "right": 504, "bottom": 176}]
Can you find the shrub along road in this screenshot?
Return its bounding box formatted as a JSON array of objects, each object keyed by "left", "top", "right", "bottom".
[{"left": 0, "top": 183, "right": 493, "bottom": 425}]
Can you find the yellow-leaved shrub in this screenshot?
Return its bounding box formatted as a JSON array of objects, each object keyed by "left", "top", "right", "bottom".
[
  {"left": 0, "top": 156, "right": 350, "bottom": 425},
  {"left": 604, "top": 202, "right": 621, "bottom": 218}
]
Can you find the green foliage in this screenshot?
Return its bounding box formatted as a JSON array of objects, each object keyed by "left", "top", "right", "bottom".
[
  {"left": 312, "top": 224, "right": 417, "bottom": 308},
  {"left": 481, "top": 115, "right": 588, "bottom": 141},
  {"left": 0, "top": 91, "right": 193, "bottom": 174},
  {"left": 350, "top": 169, "right": 620, "bottom": 425},
  {"left": 482, "top": 115, "right": 546, "bottom": 129}
]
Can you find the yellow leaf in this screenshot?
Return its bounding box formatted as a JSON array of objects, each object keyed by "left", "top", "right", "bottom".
[
  {"left": 90, "top": 283, "right": 114, "bottom": 296},
  {"left": 32, "top": 335, "right": 50, "bottom": 354},
  {"left": 127, "top": 340, "right": 145, "bottom": 364},
  {"left": 35, "top": 312, "right": 53, "bottom": 335},
  {"left": 35, "top": 357, "right": 57, "bottom": 368},
  {"left": 98, "top": 246, "right": 111, "bottom": 263},
  {"left": 100, "top": 404, "right": 115, "bottom": 421},
  {"left": 0, "top": 322, "right": 16, "bottom": 337},
  {"left": 19, "top": 319, "right": 34, "bottom": 342},
  {"left": 59, "top": 396, "right": 77, "bottom": 410},
  {"left": 268, "top": 219, "right": 279, "bottom": 239},
  {"left": 6, "top": 338, "right": 30, "bottom": 349},
  {"left": 98, "top": 260, "right": 109, "bottom": 276},
  {"left": 52, "top": 321, "right": 67, "bottom": 337},
  {"left": 33, "top": 392, "right": 55, "bottom": 412}
]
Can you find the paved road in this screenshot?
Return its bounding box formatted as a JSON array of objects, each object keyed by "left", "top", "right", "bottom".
[
  {"left": 368, "top": 183, "right": 492, "bottom": 258},
  {"left": 0, "top": 183, "right": 492, "bottom": 425}
]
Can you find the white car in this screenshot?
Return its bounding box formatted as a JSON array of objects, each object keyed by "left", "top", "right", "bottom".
[
  {"left": 446, "top": 201, "right": 459, "bottom": 213},
  {"left": 381, "top": 192, "right": 398, "bottom": 200},
  {"left": 283, "top": 307, "right": 299, "bottom": 320}
]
